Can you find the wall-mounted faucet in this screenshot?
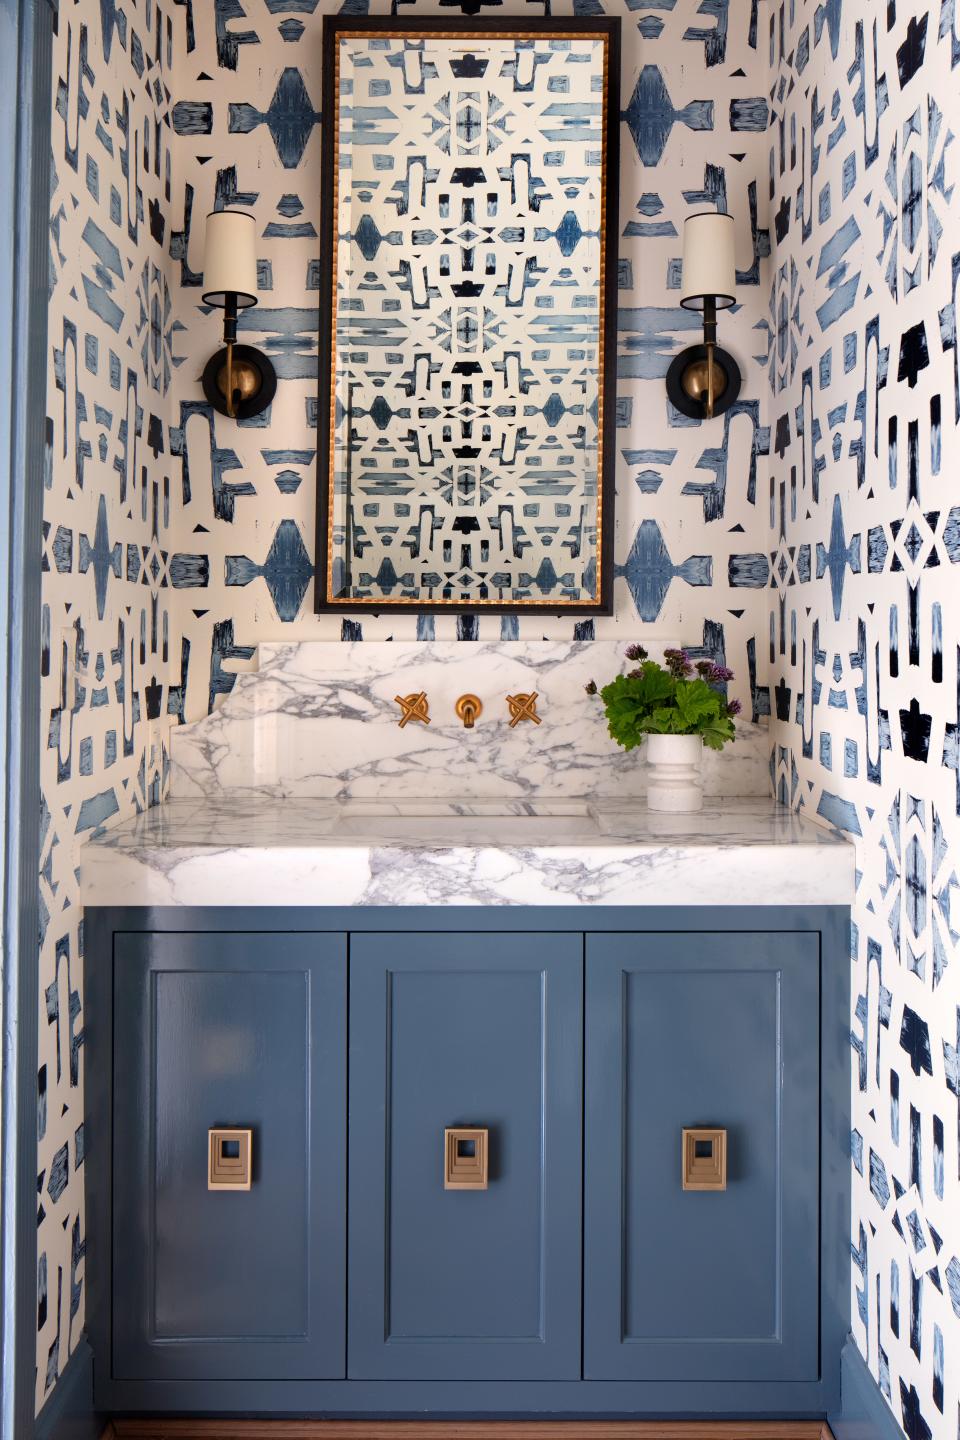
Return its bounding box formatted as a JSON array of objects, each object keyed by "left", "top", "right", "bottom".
[{"left": 454, "top": 694, "right": 482, "bottom": 729}]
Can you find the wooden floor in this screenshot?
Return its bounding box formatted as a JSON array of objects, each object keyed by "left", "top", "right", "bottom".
[{"left": 105, "top": 1421, "right": 835, "bottom": 1440}]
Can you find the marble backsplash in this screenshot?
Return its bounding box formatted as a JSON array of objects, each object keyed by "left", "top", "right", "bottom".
[{"left": 170, "top": 642, "right": 770, "bottom": 801}]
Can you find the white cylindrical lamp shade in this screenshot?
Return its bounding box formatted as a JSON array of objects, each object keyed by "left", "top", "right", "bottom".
[
  {"left": 680, "top": 211, "right": 736, "bottom": 311},
  {"left": 202, "top": 209, "right": 259, "bottom": 309}
]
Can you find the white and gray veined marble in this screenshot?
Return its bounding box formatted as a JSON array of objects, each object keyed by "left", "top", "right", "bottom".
[
  {"left": 84, "top": 642, "right": 855, "bottom": 910},
  {"left": 169, "top": 641, "right": 770, "bottom": 800},
  {"left": 80, "top": 796, "right": 855, "bottom": 909}
]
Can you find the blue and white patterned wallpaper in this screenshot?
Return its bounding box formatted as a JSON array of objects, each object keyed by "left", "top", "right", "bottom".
[
  {"left": 327, "top": 32, "right": 609, "bottom": 607},
  {"left": 42, "top": 0, "right": 960, "bottom": 1430},
  {"left": 40, "top": 0, "right": 177, "bottom": 1412},
  {"left": 767, "top": 2, "right": 960, "bottom": 1435},
  {"left": 164, "top": 0, "right": 773, "bottom": 716}
]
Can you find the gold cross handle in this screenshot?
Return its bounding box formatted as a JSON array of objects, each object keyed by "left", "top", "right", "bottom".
[
  {"left": 506, "top": 692, "right": 541, "bottom": 727},
  {"left": 395, "top": 691, "right": 430, "bottom": 728}
]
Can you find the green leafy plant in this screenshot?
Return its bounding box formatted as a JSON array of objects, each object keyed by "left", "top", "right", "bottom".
[{"left": 586, "top": 646, "right": 740, "bottom": 752}]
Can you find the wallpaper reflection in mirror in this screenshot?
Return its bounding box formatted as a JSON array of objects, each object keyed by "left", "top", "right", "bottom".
[{"left": 317, "top": 21, "right": 619, "bottom": 613}]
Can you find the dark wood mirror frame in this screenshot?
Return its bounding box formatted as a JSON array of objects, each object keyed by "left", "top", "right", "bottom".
[{"left": 315, "top": 15, "right": 620, "bottom": 615}]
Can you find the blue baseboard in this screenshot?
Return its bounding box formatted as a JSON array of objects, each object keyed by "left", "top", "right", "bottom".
[
  {"left": 34, "top": 1337, "right": 103, "bottom": 1440},
  {"left": 830, "top": 1337, "right": 904, "bottom": 1440}
]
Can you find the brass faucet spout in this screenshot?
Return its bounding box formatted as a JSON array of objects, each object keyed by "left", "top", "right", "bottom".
[{"left": 455, "top": 694, "right": 482, "bottom": 729}]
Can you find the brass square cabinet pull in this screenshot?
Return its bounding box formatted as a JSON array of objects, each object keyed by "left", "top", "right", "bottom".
[
  {"left": 682, "top": 1127, "right": 727, "bottom": 1191},
  {"left": 208, "top": 1128, "right": 253, "bottom": 1191},
  {"left": 444, "top": 1127, "right": 489, "bottom": 1190}
]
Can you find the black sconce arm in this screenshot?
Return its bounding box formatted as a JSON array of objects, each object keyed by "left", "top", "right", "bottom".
[{"left": 222, "top": 292, "right": 238, "bottom": 419}]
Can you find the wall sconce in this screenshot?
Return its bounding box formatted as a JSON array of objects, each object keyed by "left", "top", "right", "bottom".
[
  {"left": 201, "top": 209, "right": 277, "bottom": 420},
  {"left": 666, "top": 211, "right": 742, "bottom": 421}
]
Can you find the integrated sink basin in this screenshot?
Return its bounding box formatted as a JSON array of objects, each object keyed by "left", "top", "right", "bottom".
[{"left": 330, "top": 800, "right": 598, "bottom": 843}]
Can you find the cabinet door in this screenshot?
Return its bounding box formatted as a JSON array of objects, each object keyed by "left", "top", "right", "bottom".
[
  {"left": 584, "top": 932, "right": 819, "bottom": 1382},
  {"left": 349, "top": 932, "right": 582, "bottom": 1380},
  {"left": 112, "top": 931, "right": 346, "bottom": 1380}
]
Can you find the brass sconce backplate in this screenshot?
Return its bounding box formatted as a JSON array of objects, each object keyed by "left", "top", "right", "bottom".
[
  {"left": 217, "top": 355, "right": 262, "bottom": 406},
  {"left": 202, "top": 344, "right": 277, "bottom": 421},
  {"left": 208, "top": 1127, "right": 252, "bottom": 1191},
  {"left": 681, "top": 355, "right": 729, "bottom": 406},
  {"left": 682, "top": 1127, "right": 727, "bottom": 1191},
  {"left": 666, "top": 344, "right": 741, "bottom": 421},
  {"left": 444, "top": 1127, "right": 489, "bottom": 1190}
]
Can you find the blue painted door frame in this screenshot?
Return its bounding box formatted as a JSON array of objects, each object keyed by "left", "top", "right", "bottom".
[{"left": 0, "top": 1, "right": 53, "bottom": 1437}]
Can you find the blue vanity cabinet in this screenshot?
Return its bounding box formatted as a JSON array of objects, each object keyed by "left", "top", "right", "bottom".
[
  {"left": 584, "top": 932, "right": 820, "bottom": 1383},
  {"left": 88, "top": 904, "right": 847, "bottom": 1416},
  {"left": 110, "top": 930, "right": 347, "bottom": 1381},
  {"left": 347, "top": 932, "right": 583, "bottom": 1380}
]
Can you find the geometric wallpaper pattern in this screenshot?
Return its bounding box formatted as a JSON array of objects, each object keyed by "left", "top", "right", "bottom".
[
  {"left": 38, "top": 0, "right": 958, "bottom": 1429},
  {"left": 767, "top": 4, "right": 960, "bottom": 1437},
  {"left": 329, "top": 34, "right": 606, "bottom": 606},
  {"left": 40, "top": 0, "right": 176, "bottom": 1412},
  {"left": 165, "top": 0, "right": 773, "bottom": 703}
]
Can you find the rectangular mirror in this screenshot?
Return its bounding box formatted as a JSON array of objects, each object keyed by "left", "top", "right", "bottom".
[{"left": 316, "top": 17, "right": 620, "bottom": 614}]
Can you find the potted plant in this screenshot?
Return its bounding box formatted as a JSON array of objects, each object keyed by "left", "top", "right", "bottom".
[{"left": 587, "top": 646, "right": 740, "bottom": 812}]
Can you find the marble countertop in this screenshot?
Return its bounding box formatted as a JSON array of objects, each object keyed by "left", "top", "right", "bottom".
[{"left": 80, "top": 796, "right": 855, "bottom": 909}]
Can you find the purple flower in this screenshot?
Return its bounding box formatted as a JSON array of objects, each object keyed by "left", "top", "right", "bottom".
[
  {"left": 625, "top": 643, "right": 648, "bottom": 661},
  {"left": 663, "top": 647, "right": 693, "bottom": 679},
  {"left": 585, "top": 679, "right": 598, "bottom": 696},
  {"left": 726, "top": 698, "right": 742, "bottom": 717},
  {"left": 696, "top": 659, "right": 735, "bottom": 684}
]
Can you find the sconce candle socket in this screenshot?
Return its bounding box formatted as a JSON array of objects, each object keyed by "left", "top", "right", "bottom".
[
  {"left": 201, "top": 209, "right": 277, "bottom": 421},
  {"left": 666, "top": 211, "right": 742, "bottom": 422}
]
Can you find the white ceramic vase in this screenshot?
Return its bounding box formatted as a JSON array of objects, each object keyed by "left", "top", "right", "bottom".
[{"left": 645, "top": 733, "right": 704, "bottom": 813}]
